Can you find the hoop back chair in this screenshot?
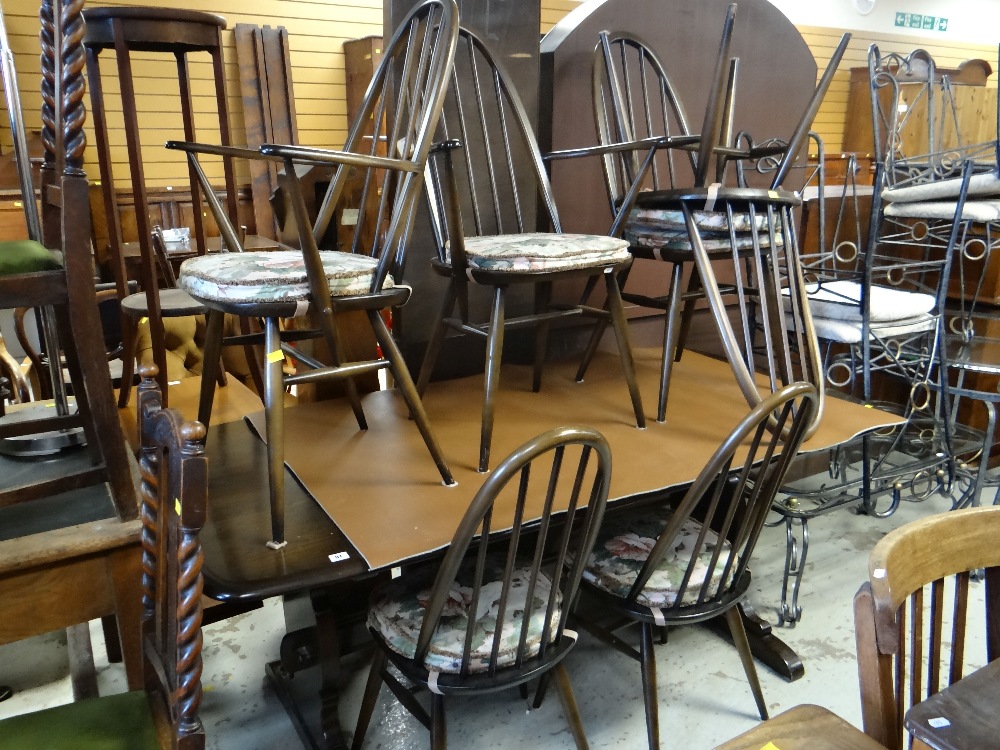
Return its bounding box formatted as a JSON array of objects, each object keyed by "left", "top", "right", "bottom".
[
  {"left": 578, "top": 382, "right": 817, "bottom": 749},
  {"left": 590, "top": 21, "right": 849, "bottom": 421},
  {"left": 418, "top": 26, "right": 645, "bottom": 473},
  {"left": 854, "top": 505, "right": 1000, "bottom": 750},
  {"left": 168, "top": 0, "right": 459, "bottom": 548},
  {"left": 353, "top": 425, "right": 612, "bottom": 749},
  {"left": 0, "top": 367, "right": 208, "bottom": 749},
  {"left": 0, "top": 0, "right": 135, "bottom": 514}
]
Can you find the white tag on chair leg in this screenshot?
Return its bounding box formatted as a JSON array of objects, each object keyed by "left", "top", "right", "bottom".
[
  {"left": 652, "top": 608, "right": 666, "bottom": 627},
  {"left": 428, "top": 670, "right": 443, "bottom": 695},
  {"left": 266, "top": 539, "right": 288, "bottom": 550},
  {"left": 704, "top": 182, "right": 721, "bottom": 212},
  {"left": 563, "top": 629, "right": 578, "bottom": 642},
  {"left": 294, "top": 300, "right": 309, "bottom": 318}
]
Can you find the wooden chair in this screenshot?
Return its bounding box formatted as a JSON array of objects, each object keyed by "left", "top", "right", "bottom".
[
  {"left": 417, "top": 26, "right": 645, "bottom": 473},
  {"left": 854, "top": 505, "right": 1000, "bottom": 750},
  {"left": 0, "top": 367, "right": 208, "bottom": 749},
  {"left": 167, "top": 0, "right": 459, "bottom": 549},
  {"left": 714, "top": 704, "right": 888, "bottom": 750},
  {"left": 0, "top": 0, "right": 136, "bottom": 515},
  {"left": 352, "top": 425, "right": 612, "bottom": 749},
  {"left": 590, "top": 25, "right": 849, "bottom": 422},
  {"left": 576, "top": 382, "right": 818, "bottom": 749}
]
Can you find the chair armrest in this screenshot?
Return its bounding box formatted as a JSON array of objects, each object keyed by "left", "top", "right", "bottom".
[
  {"left": 543, "top": 134, "right": 700, "bottom": 162},
  {"left": 164, "top": 140, "right": 284, "bottom": 163},
  {"left": 259, "top": 143, "right": 419, "bottom": 173}
]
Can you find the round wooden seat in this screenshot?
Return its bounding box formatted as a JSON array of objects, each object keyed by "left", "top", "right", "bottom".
[{"left": 82, "top": 7, "right": 226, "bottom": 52}]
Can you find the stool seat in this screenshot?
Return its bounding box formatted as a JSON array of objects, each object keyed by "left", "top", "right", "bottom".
[{"left": 82, "top": 7, "right": 226, "bottom": 52}]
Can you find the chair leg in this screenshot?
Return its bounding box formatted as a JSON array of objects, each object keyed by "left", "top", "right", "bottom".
[
  {"left": 552, "top": 663, "right": 590, "bottom": 750},
  {"left": 480, "top": 286, "right": 506, "bottom": 472},
  {"left": 674, "top": 266, "right": 703, "bottom": 363},
  {"left": 430, "top": 692, "right": 446, "bottom": 750},
  {"left": 351, "top": 648, "right": 388, "bottom": 750},
  {"left": 533, "top": 282, "right": 552, "bottom": 393},
  {"left": 604, "top": 272, "right": 646, "bottom": 429},
  {"left": 117, "top": 314, "right": 137, "bottom": 408},
  {"left": 196, "top": 310, "right": 226, "bottom": 430},
  {"left": 316, "top": 307, "right": 368, "bottom": 432},
  {"left": 724, "top": 606, "right": 768, "bottom": 720},
  {"left": 639, "top": 622, "right": 659, "bottom": 750},
  {"left": 370, "top": 310, "right": 454, "bottom": 486},
  {"left": 658, "top": 261, "right": 685, "bottom": 423},
  {"left": 262, "top": 316, "right": 287, "bottom": 547},
  {"left": 417, "top": 284, "right": 457, "bottom": 396}
]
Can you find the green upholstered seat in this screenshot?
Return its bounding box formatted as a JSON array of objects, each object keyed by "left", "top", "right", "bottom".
[
  {"left": 0, "top": 239, "right": 62, "bottom": 276},
  {"left": 0, "top": 690, "right": 159, "bottom": 749}
]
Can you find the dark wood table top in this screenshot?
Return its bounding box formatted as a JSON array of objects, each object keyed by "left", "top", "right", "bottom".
[
  {"left": 905, "top": 659, "right": 1000, "bottom": 750},
  {"left": 177, "top": 347, "right": 897, "bottom": 602}
]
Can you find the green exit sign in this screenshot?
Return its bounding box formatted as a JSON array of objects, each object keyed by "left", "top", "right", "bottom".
[{"left": 895, "top": 12, "right": 949, "bottom": 32}]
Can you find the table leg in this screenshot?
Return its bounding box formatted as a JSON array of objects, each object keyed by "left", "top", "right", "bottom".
[{"left": 707, "top": 601, "right": 804, "bottom": 682}]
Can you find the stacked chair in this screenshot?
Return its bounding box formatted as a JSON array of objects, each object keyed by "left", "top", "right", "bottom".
[
  {"left": 776, "top": 45, "right": 1000, "bottom": 623},
  {"left": 168, "top": 0, "right": 460, "bottom": 548},
  {"left": 417, "top": 25, "right": 646, "bottom": 473}
]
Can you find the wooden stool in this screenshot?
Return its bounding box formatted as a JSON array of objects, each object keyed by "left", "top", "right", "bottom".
[
  {"left": 714, "top": 705, "right": 888, "bottom": 750},
  {"left": 83, "top": 7, "right": 239, "bottom": 405}
]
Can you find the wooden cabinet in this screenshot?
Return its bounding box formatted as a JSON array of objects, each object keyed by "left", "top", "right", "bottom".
[{"left": 842, "top": 58, "right": 996, "bottom": 157}]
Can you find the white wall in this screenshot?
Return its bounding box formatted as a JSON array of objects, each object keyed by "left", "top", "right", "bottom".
[{"left": 765, "top": 0, "right": 1000, "bottom": 46}]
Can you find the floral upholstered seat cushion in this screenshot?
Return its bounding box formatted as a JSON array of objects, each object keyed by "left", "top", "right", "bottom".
[
  {"left": 583, "top": 509, "right": 731, "bottom": 609},
  {"left": 368, "top": 565, "right": 560, "bottom": 674},
  {"left": 178, "top": 251, "right": 393, "bottom": 304},
  {"left": 458, "top": 233, "right": 630, "bottom": 273},
  {"left": 624, "top": 207, "right": 781, "bottom": 253}
]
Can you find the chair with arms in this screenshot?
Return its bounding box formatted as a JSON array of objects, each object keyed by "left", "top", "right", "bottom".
[
  {"left": 167, "top": 0, "right": 459, "bottom": 548},
  {"left": 0, "top": 367, "right": 209, "bottom": 749},
  {"left": 352, "top": 425, "right": 612, "bottom": 749},
  {"left": 576, "top": 381, "right": 817, "bottom": 750},
  {"left": 854, "top": 505, "right": 1000, "bottom": 750},
  {"left": 417, "top": 26, "right": 645, "bottom": 474},
  {"left": 588, "top": 22, "right": 849, "bottom": 422}
]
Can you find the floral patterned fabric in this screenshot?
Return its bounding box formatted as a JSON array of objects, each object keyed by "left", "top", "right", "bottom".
[
  {"left": 368, "top": 565, "right": 560, "bottom": 673},
  {"left": 458, "top": 233, "right": 630, "bottom": 273},
  {"left": 178, "top": 251, "right": 392, "bottom": 304},
  {"left": 624, "top": 207, "right": 782, "bottom": 253},
  {"left": 583, "top": 509, "right": 731, "bottom": 608}
]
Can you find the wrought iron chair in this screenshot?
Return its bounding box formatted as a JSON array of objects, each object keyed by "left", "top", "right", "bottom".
[
  {"left": 167, "top": 0, "right": 459, "bottom": 548},
  {"left": 576, "top": 382, "right": 817, "bottom": 750},
  {"left": 775, "top": 46, "right": 1000, "bottom": 624},
  {"left": 417, "top": 26, "right": 645, "bottom": 474},
  {"left": 352, "top": 426, "right": 612, "bottom": 749},
  {"left": 854, "top": 505, "right": 1000, "bottom": 750},
  {"left": 0, "top": 368, "right": 209, "bottom": 749}
]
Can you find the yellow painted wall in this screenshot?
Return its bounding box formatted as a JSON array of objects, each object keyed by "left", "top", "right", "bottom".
[{"left": 0, "top": 1, "right": 993, "bottom": 189}]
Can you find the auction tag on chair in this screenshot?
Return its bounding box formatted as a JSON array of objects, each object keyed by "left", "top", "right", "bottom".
[
  {"left": 928, "top": 717, "right": 951, "bottom": 729},
  {"left": 329, "top": 552, "right": 350, "bottom": 563}
]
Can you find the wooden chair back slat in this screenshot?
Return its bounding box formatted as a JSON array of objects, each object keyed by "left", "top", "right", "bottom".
[{"left": 855, "top": 506, "right": 1000, "bottom": 750}]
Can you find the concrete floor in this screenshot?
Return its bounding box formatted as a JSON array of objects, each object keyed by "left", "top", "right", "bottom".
[{"left": 2, "top": 480, "right": 989, "bottom": 749}]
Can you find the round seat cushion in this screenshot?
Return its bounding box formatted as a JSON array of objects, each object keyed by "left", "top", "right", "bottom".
[
  {"left": 583, "top": 508, "right": 731, "bottom": 609},
  {"left": 459, "top": 233, "right": 630, "bottom": 273},
  {"left": 625, "top": 207, "right": 781, "bottom": 253},
  {"left": 178, "top": 251, "right": 393, "bottom": 304},
  {"left": 0, "top": 239, "right": 61, "bottom": 276},
  {"left": 368, "top": 565, "right": 560, "bottom": 674}
]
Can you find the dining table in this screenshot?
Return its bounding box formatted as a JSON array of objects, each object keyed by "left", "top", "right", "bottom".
[
  {"left": 904, "top": 658, "right": 1000, "bottom": 750},
  {"left": 152, "top": 342, "right": 899, "bottom": 749}
]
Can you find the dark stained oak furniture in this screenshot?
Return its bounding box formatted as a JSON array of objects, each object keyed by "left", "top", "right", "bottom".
[{"left": 83, "top": 6, "right": 239, "bottom": 404}]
